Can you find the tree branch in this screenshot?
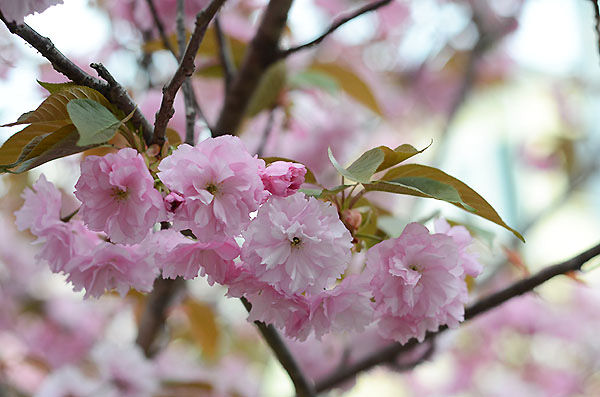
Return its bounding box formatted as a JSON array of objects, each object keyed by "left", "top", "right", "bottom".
[
  {"left": 240, "top": 297, "right": 316, "bottom": 397},
  {"left": 136, "top": 277, "right": 186, "bottom": 357},
  {"left": 213, "top": 0, "right": 293, "bottom": 136},
  {"left": 315, "top": 241, "right": 600, "bottom": 392},
  {"left": 0, "top": 12, "right": 155, "bottom": 145},
  {"left": 144, "top": 0, "right": 177, "bottom": 55},
  {"left": 214, "top": 14, "right": 235, "bottom": 92},
  {"left": 590, "top": 0, "right": 600, "bottom": 62},
  {"left": 151, "top": 0, "right": 226, "bottom": 145},
  {"left": 280, "top": 0, "right": 392, "bottom": 58}
]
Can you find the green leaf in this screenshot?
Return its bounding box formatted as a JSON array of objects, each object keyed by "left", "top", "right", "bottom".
[
  {"left": 67, "top": 99, "right": 122, "bottom": 146},
  {"left": 366, "top": 164, "right": 524, "bottom": 241},
  {"left": 0, "top": 120, "right": 71, "bottom": 166},
  {"left": 288, "top": 70, "right": 339, "bottom": 93},
  {"left": 384, "top": 177, "right": 475, "bottom": 211},
  {"left": 328, "top": 147, "right": 384, "bottom": 183},
  {"left": 246, "top": 61, "right": 287, "bottom": 117},
  {"left": 9, "top": 125, "right": 99, "bottom": 173},
  {"left": 309, "top": 62, "right": 383, "bottom": 116},
  {"left": 37, "top": 80, "right": 77, "bottom": 94},
  {"left": 261, "top": 156, "right": 318, "bottom": 185},
  {"left": 3, "top": 86, "right": 111, "bottom": 126},
  {"left": 376, "top": 142, "right": 431, "bottom": 173}
]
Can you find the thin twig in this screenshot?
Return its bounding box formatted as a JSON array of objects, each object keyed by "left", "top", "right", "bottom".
[
  {"left": 240, "top": 297, "right": 316, "bottom": 397},
  {"left": 144, "top": 0, "right": 177, "bottom": 55},
  {"left": 280, "top": 0, "right": 392, "bottom": 58},
  {"left": 315, "top": 241, "right": 600, "bottom": 392},
  {"left": 256, "top": 108, "right": 275, "bottom": 157},
  {"left": 590, "top": 0, "right": 600, "bottom": 62},
  {"left": 136, "top": 277, "right": 186, "bottom": 357},
  {"left": 214, "top": 14, "right": 235, "bottom": 91},
  {"left": 213, "top": 0, "right": 294, "bottom": 136},
  {"left": 176, "top": 0, "right": 201, "bottom": 144},
  {"left": 0, "top": 12, "right": 154, "bottom": 145},
  {"left": 152, "top": 0, "right": 226, "bottom": 145}
]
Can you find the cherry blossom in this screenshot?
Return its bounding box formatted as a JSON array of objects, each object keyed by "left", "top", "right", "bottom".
[
  {"left": 241, "top": 193, "right": 353, "bottom": 295},
  {"left": 260, "top": 161, "right": 306, "bottom": 197},
  {"left": 0, "top": 0, "right": 63, "bottom": 23},
  {"left": 74, "top": 148, "right": 165, "bottom": 245}
]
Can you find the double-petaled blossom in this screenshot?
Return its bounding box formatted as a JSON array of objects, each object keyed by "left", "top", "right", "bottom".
[
  {"left": 434, "top": 218, "right": 482, "bottom": 278},
  {"left": 14, "top": 174, "right": 62, "bottom": 235},
  {"left": 260, "top": 161, "right": 306, "bottom": 198},
  {"left": 366, "top": 222, "right": 471, "bottom": 343},
  {"left": 147, "top": 229, "right": 240, "bottom": 285},
  {"left": 75, "top": 148, "right": 165, "bottom": 245},
  {"left": 0, "top": 0, "right": 63, "bottom": 23},
  {"left": 65, "top": 242, "right": 158, "bottom": 298},
  {"left": 241, "top": 193, "right": 353, "bottom": 295},
  {"left": 158, "top": 136, "right": 267, "bottom": 242}
]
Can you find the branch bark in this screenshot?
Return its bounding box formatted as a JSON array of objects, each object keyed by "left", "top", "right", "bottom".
[
  {"left": 240, "top": 297, "right": 316, "bottom": 397},
  {"left": 0, "top": 13, "right": 154, "bottom": 144},
  {"left": 136, "top": 277, "right": 186, "bottom": 357},
  {"left": 279, "top": 0, "right": 392, "bottom": 58},
  {"left": 213, "top": 0, "right": 293, "bottom": 136},
  {"left": 590, "top": 0, "right": 600, "bottom": 62},
  {"left": 151, "top": 0, "right": 226, "bottom": 145},
  {"left": 315, "top": 241, "right": 600, "bottom": 392}
]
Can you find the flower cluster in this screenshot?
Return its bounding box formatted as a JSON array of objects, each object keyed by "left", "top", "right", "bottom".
[{"left": 15, "top": 135, "right": 481, "bottom": 343}]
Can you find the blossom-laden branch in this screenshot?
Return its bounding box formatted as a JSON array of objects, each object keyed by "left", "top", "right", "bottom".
[
  {"left": 151, "top": 0, "right": 227, "bottom": 146},
  {"left": 213, "top": 0, "right": 293, "bottom": 136},
  {"left": 279, "top": 0, "right": 393, "bottom": 58},
  {"left": 315, "top": 241, "right": 600, "bottom": 392},
  {"left": 0, "top": 11, "right": 155, "bottom": 144},
  {"left": 240, "top": 297, "right": 317, "bottom": 397}
]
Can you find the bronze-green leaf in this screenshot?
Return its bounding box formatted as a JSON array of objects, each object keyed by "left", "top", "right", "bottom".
[
  {"left": 3, "top": 86, "right": 111, "bottom": 126},
  {"left": 0, "top": 120, "right": 71, "bottom": 166},
  {"left": 246, "top": 61, "right": 286, "bottom": 117},
  {"left": 67, "top": 99, "right": 122, "bottom": 146},
  {"left": 10, "top": 125, "right": 98, "bottom": 173},
  {"left": 367, "top": 164, "right": 524, "bottom": 241},
  {"left": 376, "top": 142, "right": 431, "bottom": 173},
  {"left": 328, "top": 147, "right": 384, "bottom": 184}
]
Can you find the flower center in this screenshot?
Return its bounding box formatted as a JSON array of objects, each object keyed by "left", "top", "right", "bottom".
[
  {"left": 206, "top": 183, "right": 218, "bottom": 195},
  {"left": 111, "top": 188, "right": 129, "bottom": 202},
  {"left": 290, "top": 236, "right": 302, "bottom": 248},
  {"left": 409, "top": 264, "right": 420, "bottom": 272}
]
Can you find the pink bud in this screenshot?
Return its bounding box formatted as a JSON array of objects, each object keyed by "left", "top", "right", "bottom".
[
  {"left": 260, "top": 161, "right": 306, "bottom": 197},
  {"left": 164, "top": 192, "right": 185, "bottom": 212}
]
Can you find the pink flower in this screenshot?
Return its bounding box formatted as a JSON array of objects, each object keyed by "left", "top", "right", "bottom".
[
  {"left": 241, "top": 193, "right": 353, "bottom": 295},
  {"left": 260, "top": 161, "right": 306, "bottom": 197},
  {"left": 65, "top": 242, "right": 158, "bottom": 298},
  {"left": 434, "top": 218, "right": 482, "bottom": 277},
  {"left": 0, "top": 0, "right": 63, "bottom": 23},
  {"left": 158, "top": 136, "right": 266, "bottom": 241},
  {"left": 164, "top": 191, "right": 185, "bottom": 213},
  {"left": 14, "top": 174, "right": 62, "bottom": 236},
  {"left": 366, "top": 222, "right": 468, "bottom": 343},
  {"left": 310, "top": 274, "right": 374, "bottom": 338},
  {"left": 74, "top": 148, "right": 165, "bottom": 245},
  {"left": 148, "top": 229, "right": 240, "bottom": 284},
  {"left": 36, "top": 220, "right": 100, "bottom": 273}
]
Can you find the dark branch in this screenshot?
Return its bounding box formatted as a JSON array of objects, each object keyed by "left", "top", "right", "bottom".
[
  {"left": 136, "top": 277, "right": 186, "bottom": 357},
  {"left": 590, "top": 0, "right": 600, "bottom": 62},
  {"left": 151, "top": 0, "right": 226, "bottom": 145},
  {"left": 214, "top": 15, "right": 235, "bottom": 91},
  {"left": 240, "top": 297, "right": 316, "bottom": 397},
  {"left": 90, "top": 63, "right": 154, "bottom": 145},
  {"left": 0, "top": 12, "right": 155, "bottom": 145},
  {"left": 256, "top": 108, "right": 275, "bottom": 157},
  {"left": 144, "top": 0, "right": 177, "bottom": 55},
  {"left": 213, "top": 0, "right": 293, "bottom": 136},
  {"left": 315, "top": 241, "right": 600, "bottom": 392},
  {"left": 280, "top": 0, "right": 392, "bottom": 58}
]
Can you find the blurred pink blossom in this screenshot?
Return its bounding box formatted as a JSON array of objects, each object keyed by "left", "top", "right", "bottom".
[{"left": 0, "top": 0, "right": 63, "bottom": 23}]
